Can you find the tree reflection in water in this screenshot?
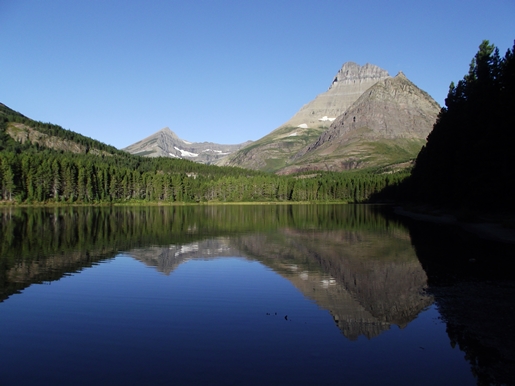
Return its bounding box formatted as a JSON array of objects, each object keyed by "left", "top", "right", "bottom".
[{"left": 1, "top": 204, "right": 513, "bottom": 384}]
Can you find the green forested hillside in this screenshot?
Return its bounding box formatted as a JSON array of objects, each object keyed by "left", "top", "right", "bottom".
[
  {"left": 0, "top": 103, "right": 124, "bottom": 155},
  {"left": 1, "top": 103, "right": 407, "bottom": 204},
  {"left": 402, "top": 40, "right": 515, "bottom": 211}
]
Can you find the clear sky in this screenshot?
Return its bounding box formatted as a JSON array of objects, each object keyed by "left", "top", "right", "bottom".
[{"left": 1, "top": 0, "right": 514, "bottom": 149}]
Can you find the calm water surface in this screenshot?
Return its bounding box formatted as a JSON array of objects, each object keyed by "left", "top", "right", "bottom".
[{"left": 0, "top": 205, "right": 513, "bottom": 385}]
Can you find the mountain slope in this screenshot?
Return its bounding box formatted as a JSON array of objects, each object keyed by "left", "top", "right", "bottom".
[
  {"left": 278, "top": 72, "right": 440, "bottom": 174},
  {"left": 123, "top": 127, "right": 252, "bottom": 164},
  {"left": 280, "top": 62, "right": 390, "bottom": 129},
  {"left": 1, "top": 102, "right": 123, "bottom": 156},
  {"left": 218, "top": 62, "right": 390, "bottom": 172}
]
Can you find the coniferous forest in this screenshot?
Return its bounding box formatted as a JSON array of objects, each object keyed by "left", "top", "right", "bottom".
[
  {"left": 3, "top": 40, "right": 513, "bottom": 208},
  {"left": 406, "top": 40, "right": 515, "bottom": 211},
  {"left": 0, "top": 104, "right": 406, "bottom": 204}
]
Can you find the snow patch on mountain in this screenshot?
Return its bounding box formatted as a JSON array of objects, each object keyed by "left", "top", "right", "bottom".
[
  {"left": 203, "top": 149, "right": 229, "bottom": 155},
  {"left": 174, "top": 146, "right": 198, "bottom": 157}
]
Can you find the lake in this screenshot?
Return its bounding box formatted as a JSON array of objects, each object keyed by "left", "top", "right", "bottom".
[{"left": 1, "top": 204, "right": 514, "bottom": 385}]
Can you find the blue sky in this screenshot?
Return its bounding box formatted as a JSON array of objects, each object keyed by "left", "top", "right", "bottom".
[{"left": 1, "top": 0, "right": 514, "bottom": 149}]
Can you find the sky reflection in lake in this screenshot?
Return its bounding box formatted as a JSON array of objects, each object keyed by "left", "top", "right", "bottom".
[{"left": 0, "top": 205, "right": 479, "bottom": 385}]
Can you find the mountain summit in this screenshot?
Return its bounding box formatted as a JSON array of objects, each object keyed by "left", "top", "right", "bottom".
[
  {"left": 123, "top": 127, "right": 252, "bottom": 164},
  {"left": 217, "top": 62, "right": 392, "bottom": 172},
  {"left": 124, "top": 62, "right": 438, "bottom": 174},
  {"left": 279, "top": 62, "right": 390, "bottom": 130},
  {"left": 279, "top": 72, "right": 441, "bottom": 174}
]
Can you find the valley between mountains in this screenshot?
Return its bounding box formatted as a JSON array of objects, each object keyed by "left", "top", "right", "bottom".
[{"left": 3, "top": 40, "right": 512, "bottom": 210}]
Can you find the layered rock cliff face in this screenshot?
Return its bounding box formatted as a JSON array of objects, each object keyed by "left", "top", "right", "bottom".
[
  {"left": 278, "top": 72, "right": 441, "bottom": 174},
  {"left": 281, "top": 62, "right": 390, "bottom": 129},
  {"left": 306, "top": 72, "right": 439, "bottom": 148},
  {"left": 218, "top": 62, "right": 390, "bottom": 172},
  {"left": 123, "top": 127, "right": 252, "bottom": 164}
]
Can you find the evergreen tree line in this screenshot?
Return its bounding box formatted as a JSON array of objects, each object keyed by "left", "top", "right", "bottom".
[
  {"left": 1, "top": 101, "right": 408, "bottom": 204},
  {"left": 0, "top": 148, "right": 408, "bottom": 203},
  {"left": 406, "top": 40, "right": 515, "bottom": 211}
]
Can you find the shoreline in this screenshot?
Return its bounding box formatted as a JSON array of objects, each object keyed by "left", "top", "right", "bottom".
[
  {"left": 394, "top": 206, "right": 515, "bottom": 244},
  {"left": 0, "top": 200, "right": 349, "bottom": 208}
]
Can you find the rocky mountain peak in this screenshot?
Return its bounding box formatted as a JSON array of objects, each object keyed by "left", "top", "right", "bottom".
[
  {"left": 160, "top": 127, "right": 178, "bottom": 138},
  {"left": 329, "top": 62, "right": 390, "bottom": 89},
  {"left": 395, "top": 71, "right": 407, "bottom": 79},
  {"left": 218, "top": 61, "right": 393, "bottom": 172},
  {"left": 280, "top": 72, "right": 441, "bottom": 174},
  {"left": 123, "top": 127, "right": 252, "bottom": 164},
  {"left": 276, "top": 62, "right": 390, "bottom": 131}
]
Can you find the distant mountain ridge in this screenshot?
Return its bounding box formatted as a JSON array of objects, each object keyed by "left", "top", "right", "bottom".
[{"left": 123, "top": 127, "right": 252, "bottom": 164}]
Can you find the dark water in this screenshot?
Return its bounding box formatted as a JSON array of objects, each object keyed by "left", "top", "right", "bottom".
[{"left": 0, "top": 205, "right": 513, "bottom": 385}]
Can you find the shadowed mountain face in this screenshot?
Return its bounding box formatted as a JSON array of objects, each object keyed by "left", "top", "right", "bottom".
[
  {"left": 123, "top": 127, "right": 252, "bottom": 164},
  {"left": 279, "top": 62, "right": 391, "bottom": 130},
  {"left": 278, "top": 72, "right": 441, "bottom": 174},
  {"left": 218, "top": 62, "right": 391, "bottom": 172},
  {"left": 219, "top": 64, "right": 439, "bottom": 174},
  {"left": 71, "top": 60, "right": 436, "bottom": 174}
]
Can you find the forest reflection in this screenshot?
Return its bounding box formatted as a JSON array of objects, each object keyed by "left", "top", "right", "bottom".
[
  {"left": 1, "top": 204, "right": 431, "bottom": 341},
  {"left": 2, "top": 204, "right": 514, "bottom": 384}
]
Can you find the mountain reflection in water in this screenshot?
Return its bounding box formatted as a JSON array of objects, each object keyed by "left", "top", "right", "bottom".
[
  {"left": 127, "top": 227, "right": 432, "bottom": 341},
  {"left": 1, "top": 204, "right": 513, "bottom": 385}
]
